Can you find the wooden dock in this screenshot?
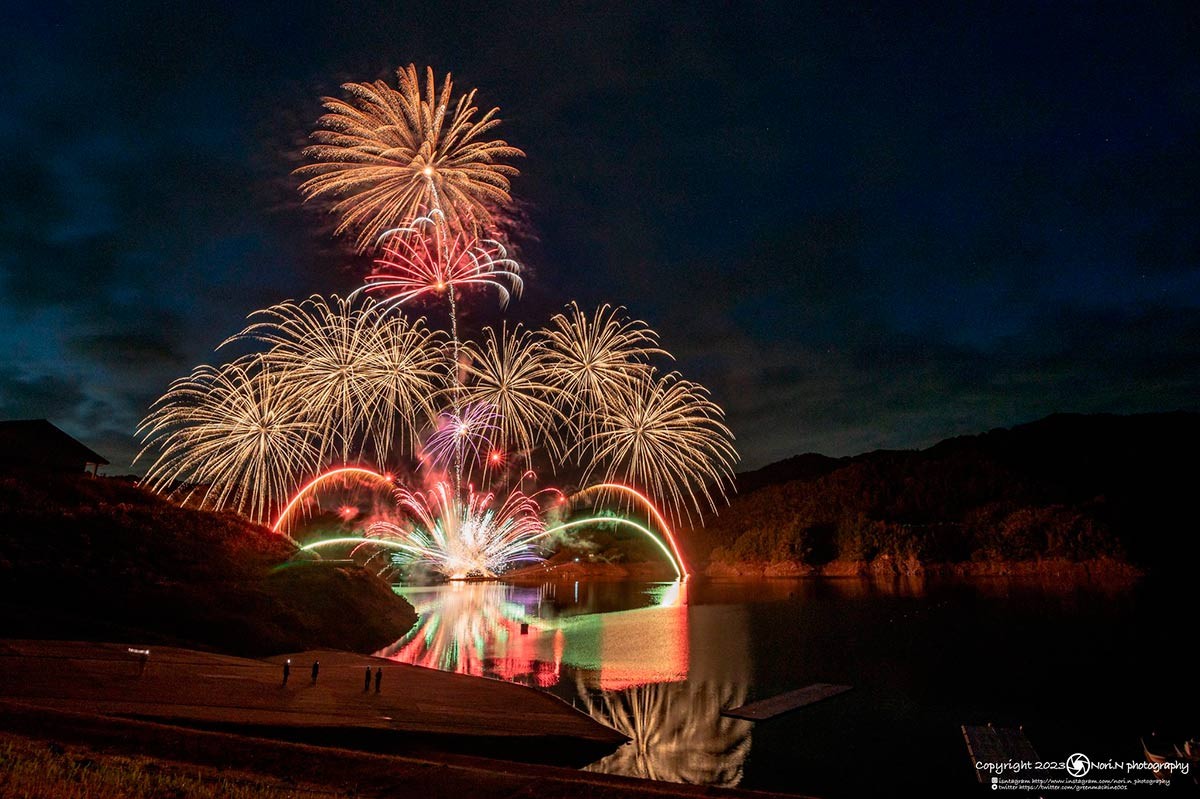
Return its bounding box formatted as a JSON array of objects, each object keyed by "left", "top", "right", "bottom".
[{"left": 723, "top": 683, "right": 852, "bottom": 721}]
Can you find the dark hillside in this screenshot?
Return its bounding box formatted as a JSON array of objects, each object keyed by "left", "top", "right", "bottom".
[
  {"left": 691, "top": 412, "right": 1199, "bottom": 574},
  {"left": 0, "top": 474, "right": 415, "bottom": 654}
]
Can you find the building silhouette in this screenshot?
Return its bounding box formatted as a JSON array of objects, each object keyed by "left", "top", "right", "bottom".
[{"left": 0, "top": 419, "right": 109, "bottom": 475}]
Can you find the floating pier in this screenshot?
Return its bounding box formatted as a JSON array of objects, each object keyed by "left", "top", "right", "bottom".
[{"left": 723, "top": 683, "right": 852, "bottom": 721}]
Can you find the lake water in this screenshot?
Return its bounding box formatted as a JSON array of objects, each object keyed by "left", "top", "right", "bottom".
[{"left": 378, "top": 577, "right": 1194, "bottom": 796}]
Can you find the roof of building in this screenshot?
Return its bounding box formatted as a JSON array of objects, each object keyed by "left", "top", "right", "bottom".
[{"left": 0, "top": 419, "right": 110, "bottom": 465}]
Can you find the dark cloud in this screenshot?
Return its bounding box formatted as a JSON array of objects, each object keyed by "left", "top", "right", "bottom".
[
  {"left": 1, "top": 1, "right": 1198, "bottom": 472},
  {"left": 67, "top": 331, "right": 185, "bottom": 371},
  {"left": 0, "top": 370, "right": 87, "bottom": 422}
]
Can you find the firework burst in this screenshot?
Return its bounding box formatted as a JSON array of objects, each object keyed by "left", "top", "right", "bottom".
[
  {"left": 369, "top": 480, "right": 547, "bottom": 578},
  {"left": 543, "top": 302, "right": 667, "bottom": 418},
  {"left": 461, "top": 323, "right": 565, "bottom": 462},
  {"left": 582, "top": 371, "right": 737, "bottom": 526},
  {"left": 224, "top": 294, "right": 444, "bottom": 462},
  {"left": 141, "top": 65, "right": 742, "bottom": 567},
  {"left": 296, "top": 64, "right": 524, "bottom": 252},
  {"left": 422, "top": 401, "right": 501, "bottom": 474},
  {"left": 137, "top": 358, "right": 321, "bottom": 523},
  {"left": 366, "top": 212, "right": 522, "bottom": 311}
]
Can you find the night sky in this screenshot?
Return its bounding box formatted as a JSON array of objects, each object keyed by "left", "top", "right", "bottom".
[{"left": 1, "top": 2, "right": 1197, "bottom": 472}]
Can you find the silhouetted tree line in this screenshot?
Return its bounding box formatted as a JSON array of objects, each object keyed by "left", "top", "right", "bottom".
[{"left": 692, "top": 412, "right": 1199, "bottom": 570}]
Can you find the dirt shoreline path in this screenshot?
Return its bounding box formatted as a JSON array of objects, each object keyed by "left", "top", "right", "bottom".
[
  {"left": 0, "top": 639, "right": 813, "bottom": 798},
  {"left": 0, "top": 640, "right": 619, "bottom": 758}
]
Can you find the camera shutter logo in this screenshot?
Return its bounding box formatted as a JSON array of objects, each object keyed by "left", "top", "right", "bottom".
[{"left": 1066, "top": 753, "right": 1091, "bottom": 777}]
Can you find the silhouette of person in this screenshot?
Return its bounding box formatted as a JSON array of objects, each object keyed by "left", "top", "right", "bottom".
[
  {"left": 364, "top": 666, "right": 372, "bottom": 692},
  {"left": 374, "top": 667, "right": 382, "bottom": 694},
  {"left": 282, "top": 659, "right": 291, "bottom": 686},
  {"left": 311, "top": 660, "right": 320, "bottom": 685}
]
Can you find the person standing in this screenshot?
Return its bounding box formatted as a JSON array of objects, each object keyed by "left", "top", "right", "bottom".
[
  {"left": 374, "top": 667, "right": 382, "bottom": 694},
  {"left": 311, "top": 659, "right": 320, "bottom": 685},
  {"left": 363, "top": 666, "right": 372, "bottom": 692},
  {"left": 282, "top": 659, "right": 291, "bottom": 687}
]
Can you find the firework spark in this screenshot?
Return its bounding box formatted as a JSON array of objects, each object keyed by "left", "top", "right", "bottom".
[
  {"left": 422, "top": 401, "right": 501, "bottom": 473},
  {"left": 137, "top": 358, "right": 321, "bottom": 523},
  {"left": 366, "top": 212, "right": 523, "bottom": 310},
  {"left": 369, "top": 480, "right": 547, "bottom": 578},
  {"left": 296, "top": 64, "right": 524, "bottom": 252},
  {"left": 543, "top": 302, "right": 666, "bottom": 419},
  {"left": 224, "top": 295, "right": 444, "bottom": 462},
  {"left": 461, "top": 323, "right": 565, "bottom": 462},
  {"left": 271, "top": 465, "right": 394, "bottom": 532},
  {"left": 582, "top": 372, "right": 738, "bottom": 525}
]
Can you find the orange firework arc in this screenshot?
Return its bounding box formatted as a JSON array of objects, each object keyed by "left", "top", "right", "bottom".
[
  {"left": 272, "top": 465, "right": 395, "bottom": 533},
  {"left": 570, "top": 482, "right": 690, "bottom": 579}
]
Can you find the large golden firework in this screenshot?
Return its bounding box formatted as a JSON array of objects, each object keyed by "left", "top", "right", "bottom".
[
  {"left": 136, "top": 359, "right": 321, "bottom": 523},
  {"left": 141, "top": 65, "right": 743, "bottom": 548},
  {"left": 223, "top": 294, "right": 445, "bottom": 463},
  {"left": 542, "top": 302, "right": 667, "bottom": 418},
  {"left": 296, "top": 64, "right": 524, "bottom": 252},
  {"left": 582, "top": 371, "right": 738, "bottom": 525},
  {"left": 460, "top": 323, "right": 565, "bottom": 463}
]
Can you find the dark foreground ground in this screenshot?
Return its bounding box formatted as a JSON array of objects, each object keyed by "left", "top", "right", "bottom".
[
  {"left": 0, "top": 709, "right": 809, "bottom": 799},
  {"left": 0, "top": 640, "right": 808, "bottom": 799},
  {"left": 0, "top": 640, "right": 621, "bottom": 762}
]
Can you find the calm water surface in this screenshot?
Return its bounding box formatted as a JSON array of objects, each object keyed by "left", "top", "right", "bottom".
[{"left": 378, "top": 577, "right": 1193, "bottom": 796}]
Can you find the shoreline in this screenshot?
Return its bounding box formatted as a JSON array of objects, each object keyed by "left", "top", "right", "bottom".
[
  {"left": 495, "top": 556, "right": 1142, "bottom": 583},
  {"left": 704, "top": 555, "right": 1142, "bottom": 580}
]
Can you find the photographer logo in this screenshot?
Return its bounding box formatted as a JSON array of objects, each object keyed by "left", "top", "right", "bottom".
[{"left": 1065, "top": 753, "right": 1091, "bottom": 777}]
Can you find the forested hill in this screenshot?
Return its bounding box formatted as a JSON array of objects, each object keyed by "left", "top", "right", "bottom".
[{"left": 691, "top": 412, "right": 1200, "bottom": 573}]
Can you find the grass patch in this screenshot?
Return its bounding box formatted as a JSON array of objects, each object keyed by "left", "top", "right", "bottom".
[{"left": 0, "top": 733, "right": 345, "bottom": 798}]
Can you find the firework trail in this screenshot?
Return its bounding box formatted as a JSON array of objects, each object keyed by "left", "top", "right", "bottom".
[
  {"left": 137, "top": 358, "right": 321, "bottom": 523},
  {"left": 271, "top": 465, "right": 395, "bottom": 533},
  {"left": 224, "top": 294, "right": 444, "bottom": 462},
  {"left": 296, "top": 64, "right": 523, "bottom": 252}
]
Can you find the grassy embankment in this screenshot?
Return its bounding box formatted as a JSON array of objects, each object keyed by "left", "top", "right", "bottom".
[{"left": 0, "top": 473, "right": 415, "bottom": 655}]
